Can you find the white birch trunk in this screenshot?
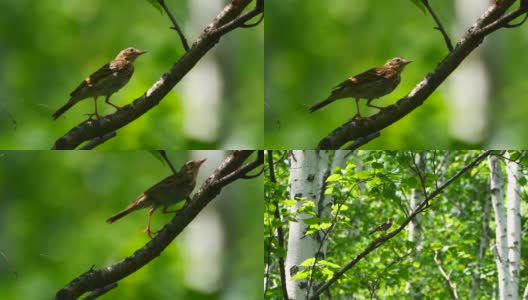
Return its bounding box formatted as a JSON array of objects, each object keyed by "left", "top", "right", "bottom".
[
  {"left": 285, "top": 150, "right": 331, "bottom": 299},
  {"left": 488, "top": 155, "right": 510, "bottom": 300},
  {"left": 505, "top": 154, "right": 521, "bottom": 300}
]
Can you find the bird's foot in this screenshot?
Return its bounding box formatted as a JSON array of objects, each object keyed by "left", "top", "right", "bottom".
[
  {"left": 84, "top": 113, "right": 102, "bottom": 121},
  {"left": 349, "top": 113, "right": 364, "bottom": 122},
  {"left": 141, "top": 226, "right": 159, "bottom": 239}
]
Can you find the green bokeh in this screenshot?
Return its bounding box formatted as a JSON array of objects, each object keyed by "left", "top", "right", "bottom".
[
  {"left": 265, "top": 0, "right": 528, "bottom": 149},
  {"left": 0, "top": 0, "right": 263, "bottom": 149},
  {"left": 0, "top": 150, "right": 262, "bottom": 299}
]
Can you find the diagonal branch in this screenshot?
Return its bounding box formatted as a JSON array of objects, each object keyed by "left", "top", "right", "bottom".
[
  {"left": 54, "top": 150, "right": 262, "bottom": 300},
  {"left": 316, "top": 0, "right": 525, "bottom": 150},
  {"left": 308, "top": 150, "right": 492, "bottom": 299},
  {"left": 52, "top": 0, "right": 262, "bottom": 150}
]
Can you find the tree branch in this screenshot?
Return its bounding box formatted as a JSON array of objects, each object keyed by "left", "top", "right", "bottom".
[
  {"left": 52, "top": 0, "right": 262, "bottom": 149},
  {"left": 54, "top": 150, "right": 262, "bottom": 300},
  {"left": 316, "top": 0, "right": 522, "bottom": 150}
]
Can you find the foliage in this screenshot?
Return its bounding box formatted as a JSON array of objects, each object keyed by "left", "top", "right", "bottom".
[{"left": 264, "top": 151, "right": 528, "bottom": 299}]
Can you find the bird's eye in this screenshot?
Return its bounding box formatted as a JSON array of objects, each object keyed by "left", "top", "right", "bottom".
[{"left": 396, "top": 58, "right": 401, "bottom": 62}]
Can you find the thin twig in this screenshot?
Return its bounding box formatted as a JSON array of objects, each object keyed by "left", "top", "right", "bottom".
[
  {"left": 343, "top": 131, "right": 381, "bottom": 150},
  {"left": 158, "top": 150, "right": 178, "bottom": 174},
  {"left": 241, "top": 0, "right": 264, "bottom": 28},
  {"left": 79, "top": 132, "right": 117, "bottom": 150},
  {"left": 504, "top": 13, "right": 528, "bottom": 27},
  {"left": 81, "top": 283, "right": 118, "bottom": 300},
  {"left": 214, "top": 1, "right": 264, "bottom": 36},
  {"left": 158, "top": 0, "right": 190, "bottom": 51},
  {"left": 422, "top": 0, "right": 454, "bottom": 51}
]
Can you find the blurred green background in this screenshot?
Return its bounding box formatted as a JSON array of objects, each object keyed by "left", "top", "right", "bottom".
[
  {"left": 265, "top": 0, "right": 528, "bottom": 149},
  {"left": 0, "top": 150, "right": 262, "bottom": 299},
  {"left": 0, "top": 0, "right": 263, "bottom": 149}
]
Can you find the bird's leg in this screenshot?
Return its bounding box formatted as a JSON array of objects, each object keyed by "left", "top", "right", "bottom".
[
  {"left": 141, "top": 207, "right": 157, "bottom": 238},
  {"left": 105, "top": 95, "right": 122, "bottom": 110},
  {"left": 366, "top": 99, "right": 386, "bottom": 110},
  {"left": 352, "top": 98, "right": 363, "bottom": 120},
  {"left": 84, "top": 97, "right": 101, "bottom": 120}
]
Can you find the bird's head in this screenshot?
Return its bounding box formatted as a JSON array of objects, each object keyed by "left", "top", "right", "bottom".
[
  {"left": 181, "top": 158, "right": 207, "bottom": 178},
  {"left": 384, "top": 57, "right": 412, "bottom": 73},
  {"left": 116, "top": 47, "right": 147, "bottom": 62}
]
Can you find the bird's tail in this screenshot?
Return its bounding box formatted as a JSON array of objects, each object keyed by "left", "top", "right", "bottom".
[
  {"left": 106, "top": 206, "right": 137, "bottom": 223},
  {"left": 107, "top": 194, "right": 148, "bottom": 223},
  {"left": 309, "top": 95, "right": 336, "bottom": 113},
  {"left": 52, "top": 100, "right": 76, "bottom": 120}
]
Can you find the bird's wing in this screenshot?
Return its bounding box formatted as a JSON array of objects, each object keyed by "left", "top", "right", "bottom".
[
  {"left": 69, "top": 63, "right": 113, "bottom": 97},
  {"left": 331, "top": 67, "right": 382, "bottom": 91}
]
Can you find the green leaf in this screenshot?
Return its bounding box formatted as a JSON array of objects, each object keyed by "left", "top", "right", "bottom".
[
  {"left": 290, "top": 270, "right": 309, "bottom": 281},
  {"left": 410, "top": 0, "right": 427, "bottom": 14},
  {"left": 321, "top": 267, "right": 334, "bottom": 280},
  {"left": 146, "top": 0, "right": 164, "bottom": 14},
  {"left": 371, "top": 162, "right": 383, "bottom": 169},
  {"left": 300, "top": 257, "right": 316, "bottom": 267},
  {"left": 281, "top": 199, "right": 297, "bottom": 207},
  {"left": 327, "top": 173, "right": 343, "bottom": 182},
  {"left": 320, "top": 222, "right": 332, "bottom": 230},
  {"left": 319, "top": 260, "right": 341, "bottom": 268},
  {"left": 325, "top": 185, "right": 335, "bottom": 194},
  {"left": 303, "top": 217, "right": 321, "bottom": 225}
]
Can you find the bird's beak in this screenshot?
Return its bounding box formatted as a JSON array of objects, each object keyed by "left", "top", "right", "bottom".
[
  {"left": 196, "top": 158, "right": 206, "bottom": 166},
  {"left": 403, "top": 59, "right": 413, "bottom": 65},
  {"left": 137, "top": 50, "right": 147, "bottom": 56}
]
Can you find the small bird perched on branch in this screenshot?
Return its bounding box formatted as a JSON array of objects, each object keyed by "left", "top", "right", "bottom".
[
  {"left": 309, "top": 57, "right": 412, "bottom": 118},
  {"left": 107, "top": 159, "right": 206, "bottom": 238},
  {"left": 369, "top": 218, "right": 393, "bottom": 235},
  {"left": 52, "top": 47, "right": 147, "bottom": 120}
]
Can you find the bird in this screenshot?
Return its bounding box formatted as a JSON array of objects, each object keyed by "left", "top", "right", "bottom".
[
  {"left": 52, "top": 47, "right": 147, "bottom": 120},
  {"left": 309, "top": 57, "right": 412, "bottom": 118},
  {"left": 369, "top": 218, "right": 393, "bottom": 235},
  {"left": 106, "top": 158, "right": 206, "bottom": 238}
]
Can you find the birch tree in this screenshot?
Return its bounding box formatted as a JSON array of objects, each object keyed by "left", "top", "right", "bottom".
[{"left": 489, "top": 153, "right": 523, "bottom": 300}]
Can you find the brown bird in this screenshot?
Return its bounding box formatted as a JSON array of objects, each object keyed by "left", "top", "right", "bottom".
[
  {"left": 369, "top": 218, "right": 393, "bottom": 235},
  {"left": 53, "top": 47, "right": 147, "bottom": 120},
  {"left": 107, "top": 159, "right": 206, "bottom": 238},
  {"left": 309, "top": 57, "right": 412, "bottom": 118}
]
